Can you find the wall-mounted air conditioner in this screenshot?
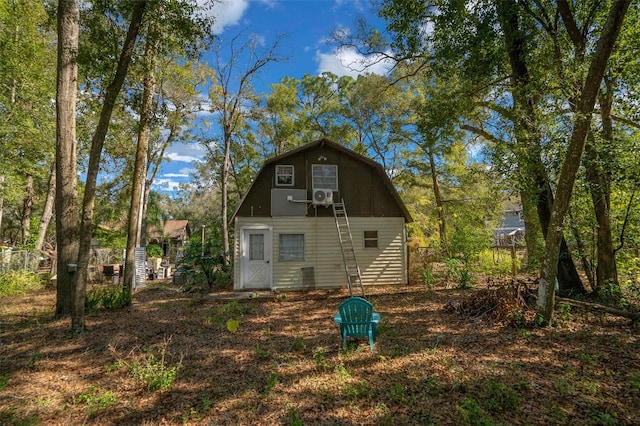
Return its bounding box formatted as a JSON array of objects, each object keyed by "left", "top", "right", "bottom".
[{"left": 312, "top": 188, "right": 334, "bottom": 205}]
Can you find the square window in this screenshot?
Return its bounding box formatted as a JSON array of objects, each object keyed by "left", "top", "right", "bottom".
[
  {"left": 312, "top": 164, "right": 338, "bottom": 190},
  {"left": 276, "top": 165, "right": 294, "bottom": 186},
  {"left": 364, "top": 230, "right": 378, "bottom": 248},
  {"left": 279, "top": 234, "right": 304, "bottom": 261}
]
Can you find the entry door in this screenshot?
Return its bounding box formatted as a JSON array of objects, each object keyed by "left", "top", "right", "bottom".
[{"left": 242, "top": 228, "right": 272, "bottom": 289}]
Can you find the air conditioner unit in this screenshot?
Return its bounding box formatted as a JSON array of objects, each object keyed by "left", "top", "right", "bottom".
[{"left": 312, "top": 188, "right": 334, "bottom": 206}]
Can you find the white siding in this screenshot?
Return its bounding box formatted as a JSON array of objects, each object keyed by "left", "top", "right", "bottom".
[{"left": 234, "top": 216, "right": 407, "bottom": 291}]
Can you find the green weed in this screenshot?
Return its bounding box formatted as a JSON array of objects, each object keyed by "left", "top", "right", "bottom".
[
  {"left": 343, "top": 380, "right": 371, "bottom": 400},
  {"left": 313, "top": 346, "right": 328, "bottom": 368},
  {"left": 128, "top": 341, "right": 182, "bottom": 391},
  {"left": 265, "top": 372, "right": 279, "bottom": 393},
  {"left": 456, "top": 398, "right": 494, "bottom": 425},
  {"left": 0, "top": 270, "right": 43, "bottom": 297},
  {"left": 0, "top": 374, "right": 8, "bottom": 391},
  {"left": 422, "top": 264, "right": 436, "bottom": 289},
  {"left": 85, "top": 286, "right": 130, "bottom": 311},
  {"left": 482, "top": 379, "right": 521, "bottom": 412},
  {"left": 75, "top": 386, "right": 117, "bottom": 416},
  {"left": 292, "top": 336, "right": 306, "bottom": 351}
]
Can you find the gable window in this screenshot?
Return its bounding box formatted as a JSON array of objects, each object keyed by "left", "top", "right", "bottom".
[
  {"left": 363, "top": 230, "right": 378, "bottom": 248},
  {"left": 279, "top": 234, "right": 304, "bottom": 261},
  {"left": 275, "top": 165, "right": 294, "bottom": 186},
  {"left": 312, "top": 164, "right": 338, "bottom": 190}
]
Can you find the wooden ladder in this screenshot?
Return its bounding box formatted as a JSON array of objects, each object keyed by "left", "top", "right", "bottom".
[{"left": 333, "top": 200, "right": 365, "bottom": 297}]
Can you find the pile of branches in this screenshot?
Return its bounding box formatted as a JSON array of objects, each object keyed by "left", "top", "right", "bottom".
[{"left": 445, "top": 278, "right": 537, "bottom": 327}]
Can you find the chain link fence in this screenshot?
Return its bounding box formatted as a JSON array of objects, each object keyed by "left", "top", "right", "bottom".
[{"left": 0, "top": 249, "right": 41, "bottom": 274}]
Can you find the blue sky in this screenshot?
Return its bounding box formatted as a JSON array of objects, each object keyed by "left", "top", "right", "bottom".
[{"left": 154, "top": 0, "right": 389, "bottom": 194}]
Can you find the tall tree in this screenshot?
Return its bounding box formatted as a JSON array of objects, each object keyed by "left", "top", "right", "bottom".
[
  {"left": 206, "top": 32, "right": 286, "bottom": 261},
  {"left": 537, "top": 1, "right": 632, "bottom": 323},
  {"left": 55, "top": 0, "right": 80, "bottom": 317},
  {"left": 72, "top": 1, "right": 147, "bottom": 332}
]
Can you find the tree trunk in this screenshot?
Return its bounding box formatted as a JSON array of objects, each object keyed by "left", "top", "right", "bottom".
[
  {"left": 496, "top": 1, "right": 584, "bottom": 294},
  {"left": 21, "top": 174, "right": 34, "bottom": 245},
  {"left": 585, "top": 132, "right": 618, "bottom": 295},
  {"left": 125, "top": 32, "right": 156, "bottom": 298},
  {"left": 72, "top": 2, "right": 146, "bottom": 333},
  {"left": 35, "top": 163, "right": 56, "bottom": 253},
  {"left": 537, "top": 1, "right": 631, "bottom": 324},
  {"left": 587, "top": 76, "right": 619, "bottom": 297},
  {"left": 221, "top": 124, "right": 231, "bottom": 262},
  {"left": 0, "top": 176, "right": 4, "bottom": 240},
  {"left": 55, "top": 0, "right": 80, "bottom": 318},
  {"left": 428, "top": 143, "right": 447, "bottom": 254}
]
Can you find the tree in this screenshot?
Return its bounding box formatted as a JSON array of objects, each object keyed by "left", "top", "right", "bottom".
[
  {"left": 537, "top": 1, "right": 632, "bottom": 324},
  {"left": 55, "top": 0, "right": 80, "bottom": 317},
  {"left": 72, "top": 1, "right": 147, "bottom": 332},
  {"left": 0, "top": 0, "right": 56, "bottom": 247},
  {"left": 206, "top": 32, "right": 287, "bottom": 262}
]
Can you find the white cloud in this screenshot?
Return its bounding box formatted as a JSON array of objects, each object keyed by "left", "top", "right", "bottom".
[
  {"left": 315, "top": 46, "right": 393, "bottom": 77},
  {"left": 197, "top": 0, "right": 250, "bottom": 35},
  {"left": 165, "top": 142, "right": 206, "bottom": 164},
  {"left": 152, "top": 178, "right": 183, "bottom": 192}
]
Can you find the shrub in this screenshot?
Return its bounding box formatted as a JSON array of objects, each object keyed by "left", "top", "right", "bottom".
[
  {"left": 146, "top": 244, "right": 164, "bottom": 258},
  {"left": 0, "top": 270, "right": 44, "bottom": 297}
]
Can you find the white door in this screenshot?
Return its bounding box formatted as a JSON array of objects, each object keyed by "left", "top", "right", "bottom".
[{"left": 241, "top": 228, "right": 272, "bottom": 289}]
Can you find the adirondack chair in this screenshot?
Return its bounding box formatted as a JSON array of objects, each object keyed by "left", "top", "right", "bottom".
[{"left": 333, "top": 297, "right": 381, "bottom": 350}]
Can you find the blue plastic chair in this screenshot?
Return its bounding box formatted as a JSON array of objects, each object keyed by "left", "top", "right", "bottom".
[{"left": 333, "top": 297, "right": 381, "bottom": 350}]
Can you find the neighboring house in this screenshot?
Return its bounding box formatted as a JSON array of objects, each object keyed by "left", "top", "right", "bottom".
[
  {"left": 230, "top": 138, "right": 413, "bottom": 292},
  {"left": 493, "top": 209, "right": 525, "bottom": 247},
  {"left": 148, "top": 220, "right": 191, "bottom": 261}
]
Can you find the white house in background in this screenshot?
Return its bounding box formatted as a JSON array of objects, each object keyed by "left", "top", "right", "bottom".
[{"left": 230, "top": 138, "right": 413, "bottom": 292}]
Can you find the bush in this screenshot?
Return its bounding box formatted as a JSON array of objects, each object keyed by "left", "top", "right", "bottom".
[
  {"left": 146, "top": 244, "right": 164, "bottom": 258},
  {"left": 0, "top": 270, "right": 44, "bottom": 297}
]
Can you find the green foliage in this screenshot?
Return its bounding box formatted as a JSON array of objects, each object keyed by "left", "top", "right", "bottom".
[
  {"left": 313, "top": 346, "right": 328, "bottom": 368},
  {"left": 0, "top": 270, "right": 43, "bottom": 297},
  {"left": 556, "top": 302, "right": 573, "bottom": 322},
  {"left": 265, "top": 372, "right": 279, "bottom": 393},
  {"left": 477, "top": 249, "right": 520, "bottom": 277},
  {"left": 85, "top": 286, "right": 131, "bottom": 311},
  {"left": 422, "top": 264, "right": 436, "bottom": 289},
  {"left": 0, "top": 374, "right": 8, "bottom": 391},
  {"left": 75, "top": 386, "right": 117, "bottom": 416},
  {"left": 93, "top": 227, "right": 127, "bottom": 260},
  {"left": 482, "top": 379, "right": 521, "bottom": 412},
  {"left": 456, "top": 398, "right": 493, "bottom": 425},
  {"left": 177, "top": 237, "right": 232, "bottom": 292},
  {"left": 146, "top": 244, "right": 164, "bottom": 258},
  {"left": 206, "top": 300, "right": 252, "bottom": 331},
  {"left": 344, "top": 380, "right": 372, "bottom": 400},
  {"left": 444, "top": 258, "right": 474, "bottom": 289},
  {"left": 128, "top": 346, "right": 182, "bottom": 392}
]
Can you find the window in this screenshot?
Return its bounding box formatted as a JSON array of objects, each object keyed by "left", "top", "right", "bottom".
[
  {"left": 275, "top": 165, "right": 294, "bottom": 186},
  {"left": 363, "top": 230, "right": 378, "bottom": 248},
  {"left": 279, "top": 234, "right": 304, "bottom": 261},
  {"left": 249, "top": 234, "right": 265, "bottom": 260},
  {"left": 312, "top": 164, "right": 338, "bottom": 190}
]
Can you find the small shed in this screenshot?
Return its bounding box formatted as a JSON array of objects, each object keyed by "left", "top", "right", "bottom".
[{"left": 230, "top": 138, "right": 412, "bottom": 292}]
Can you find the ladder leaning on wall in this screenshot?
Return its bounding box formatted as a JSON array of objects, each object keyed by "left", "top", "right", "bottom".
[{"left": 332, "top": 199, "right": 365, "bottom": 298}]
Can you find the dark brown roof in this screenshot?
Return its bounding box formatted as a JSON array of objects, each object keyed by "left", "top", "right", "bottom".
[{"left": 231, "top": 138, "right": 412, "bottom": 223}]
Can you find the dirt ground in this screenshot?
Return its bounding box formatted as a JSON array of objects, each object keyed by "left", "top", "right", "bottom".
[{"left": 1, "top": 277, "right": 639, "bottom": 425}]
